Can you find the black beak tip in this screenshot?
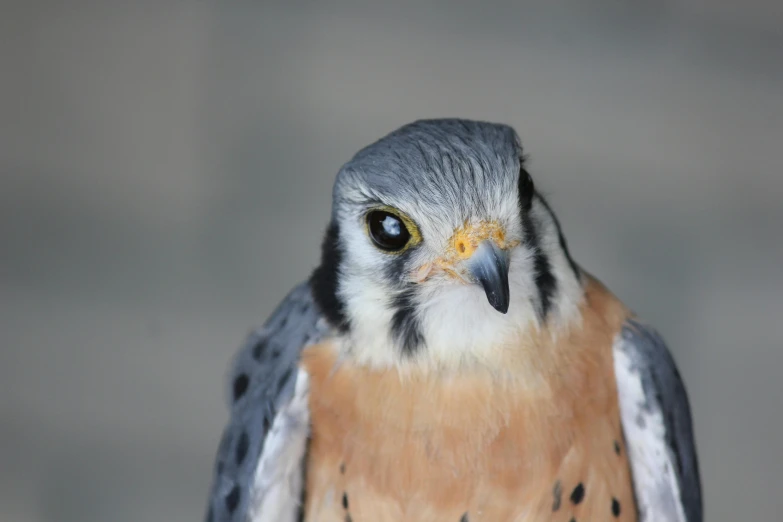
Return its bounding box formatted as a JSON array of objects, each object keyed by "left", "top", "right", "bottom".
[
  {"left": 486, "top": 289, "right": 510, "bottom": 314},
  {"left": 494, "top": 298, "right": 510, "bottom": 314},
  {"left": 469, "top": 241, "right": 511, "bottom": 315}
]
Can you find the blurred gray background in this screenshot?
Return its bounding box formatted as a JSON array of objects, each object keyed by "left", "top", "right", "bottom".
[{"left": 1, "top": 1, "right": 781, "bottom": 520}]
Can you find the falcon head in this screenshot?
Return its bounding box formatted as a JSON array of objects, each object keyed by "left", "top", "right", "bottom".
[{"left": 311, "top": 119, "right": 583, "bottom": 368}]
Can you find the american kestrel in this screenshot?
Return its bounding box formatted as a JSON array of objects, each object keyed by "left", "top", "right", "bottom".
[{"left": 204, "top": 119, "right": 702, "bottom": 522}]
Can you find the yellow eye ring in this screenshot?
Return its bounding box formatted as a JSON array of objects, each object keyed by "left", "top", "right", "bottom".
[{"left": 364, "top": 206, "right": 422, "bottom": 254}]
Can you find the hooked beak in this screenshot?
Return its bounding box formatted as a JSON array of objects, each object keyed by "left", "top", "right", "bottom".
[{"left": 467, "top": 240, "right": 510, "bottom": 314}]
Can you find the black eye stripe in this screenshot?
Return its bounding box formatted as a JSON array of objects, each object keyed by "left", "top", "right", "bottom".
[{"left": 367, "top": 210, "right": 411, "bottom": 251}]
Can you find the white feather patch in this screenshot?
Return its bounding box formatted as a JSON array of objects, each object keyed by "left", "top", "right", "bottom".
[
  {"left": 613, "top": 342, "right": 687, "bottom": 522},
  {"left": 335, "top": 196, "right": 584, "bottom": 371},
  {"left": 248, "top": 369, "right": 310, "bottom": 522}
]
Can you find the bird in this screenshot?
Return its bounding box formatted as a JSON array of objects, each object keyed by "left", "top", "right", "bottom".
[{"left": 203, "top": 119, "right": 702, "bottom": 522}]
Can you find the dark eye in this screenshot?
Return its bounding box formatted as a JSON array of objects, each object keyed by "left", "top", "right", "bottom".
[{"left": 367, "top": 210, "right": 411, "bottom": 251}]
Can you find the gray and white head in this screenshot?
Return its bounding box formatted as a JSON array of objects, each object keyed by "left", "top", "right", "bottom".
[{"left": 311, "top": 119, "right": 583, "bottom": 369}]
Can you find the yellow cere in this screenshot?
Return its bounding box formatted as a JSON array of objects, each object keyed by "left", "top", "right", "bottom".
[
  {"left": 449, "top": 221, "right": 515, "bottom": 259},
  {"left": 417, "top": 221, "right": 519, "bottom": 283}
]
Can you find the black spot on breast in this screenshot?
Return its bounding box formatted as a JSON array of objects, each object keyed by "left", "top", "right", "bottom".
[
  {"left": 614, "top": 440, "right": 621, "bottom": 455},
  {"left": 340, "top": 462, "right": 346, "bottom": 474},
  {"left": 235, "top": 431, "right": 249, "bottom": 465},
  {"left": 552, "top": 480, "right": 562, "bottom": 511},
  {"left": 232, "top": 374, "right": 249, "bottom": 402},
  {"left": 460, "top": 512, "right": 469, "bottom": 522},
  {"left": 345, "top": 515, "right": 353, "bottom": 522},
  {"left": 342, "top": 492, "right": 349, "bottom": 509},
  {"left": 570, "top": 483, "right": 585, "bottom": 505},
  {"left": 225, "top": 484, "right": 240, "bottom": 513},
  {"left": 569, "top": 518, "right": 576, "bottom": 522},
  {"left": 612, "top": 498, "right": 621, "bottom": 517}
]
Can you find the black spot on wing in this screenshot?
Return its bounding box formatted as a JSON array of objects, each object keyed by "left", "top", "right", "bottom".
[
  {"left": 390, "top": 289, "right": 425, "bottom": 355},
  {"left": 310, "top": 220, "right": 350, "bottom": 332},
  {"left": 248, "top": 337, "right": 288, "bottom": 367},
  {"left": 225, "top": 484, "right": 240, "bottom": 513},
  {"left": 235, "top": 431, "right": 249, "bottom": 465},
  {"left": 614, "top": 440, "right": 621, "bottom": 455},
  {"left": 570, "top": 483, "right": 585, "bottom": 505},
  {"left": 252, "top": 339, "right": 267, "bottom": 361},
  {"left": 460, "top": 512, "right": 469, "bottom": 522},
  {"left": 204, "top": 282, "right": 325, "bottom": 522},
  {"left": 232, "top": 374, "right": 249, "bottom": 402}
]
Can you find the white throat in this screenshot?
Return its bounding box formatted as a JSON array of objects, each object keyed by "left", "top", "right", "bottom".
[{"left": 338, "top": 244, "right": 583, "bottom": 370}]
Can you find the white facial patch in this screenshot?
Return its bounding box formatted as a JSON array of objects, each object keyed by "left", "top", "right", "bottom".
[{"left": 334, "top": 192, "right": 584, "bottom": 370}]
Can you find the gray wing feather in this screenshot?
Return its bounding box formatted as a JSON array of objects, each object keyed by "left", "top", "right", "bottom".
[
  {"left": 615, "top": 318, "right": 702, "bottom": 522},
  {"left": 204, "top": 282, "right": 327, "bottom": 522}
]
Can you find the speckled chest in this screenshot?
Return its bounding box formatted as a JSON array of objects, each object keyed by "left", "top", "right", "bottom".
[{"left": 300, "top": 280, "right": 638, "bottom": 522}]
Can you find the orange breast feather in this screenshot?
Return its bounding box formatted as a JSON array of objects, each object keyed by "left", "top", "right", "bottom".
[{"left": 301, "top": 277, "right": 637, "bottom": 522}]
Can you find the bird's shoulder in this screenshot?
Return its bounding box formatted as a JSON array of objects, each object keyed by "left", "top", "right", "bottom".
[
  {"left": 583, "top": 273, "right": 702, "bottom": 521},
  {"left": 612, "top": 316, "right": 702, "bottom": 522},
  {"left": 205, "top": 282, "right": 328, "bottom": 522}
]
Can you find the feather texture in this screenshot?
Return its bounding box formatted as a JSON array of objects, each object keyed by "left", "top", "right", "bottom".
[
  {"left": 301, "top": 275, "right": 638, "bottom": 521},
  {"left": 614, "top": 319, "right": 703, "bottom": 521},
  {"left": 204, "top": 283, "right": 328, "bottom": 522}
]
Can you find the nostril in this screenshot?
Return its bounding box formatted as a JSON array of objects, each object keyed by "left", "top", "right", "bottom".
[{"left": 458, "top": 242, "right": 466, "bottom": 253}]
